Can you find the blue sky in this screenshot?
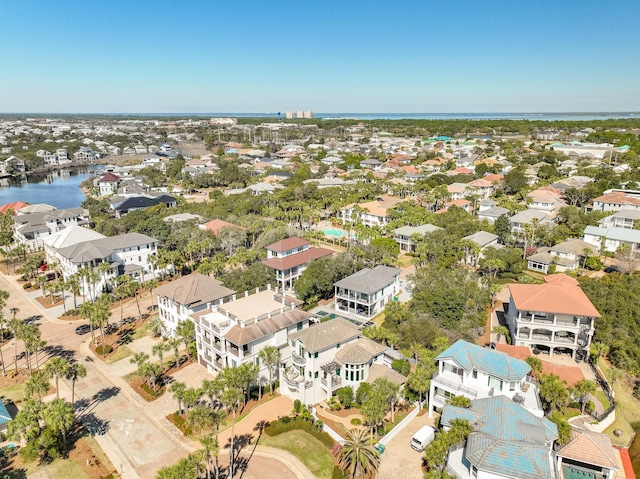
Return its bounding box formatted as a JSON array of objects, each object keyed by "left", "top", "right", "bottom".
[{"left": 1, "top": 0, "right": 639, "bottom": 113}]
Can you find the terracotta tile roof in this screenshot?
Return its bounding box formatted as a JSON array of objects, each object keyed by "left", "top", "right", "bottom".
[
  {"left": 262, "top": 247, "right": 333, "bottom": 271},
  {"left": 468, "top": 179, "right": 493, "bottom": 188},
  {"left": 594, "top": 192, "right": 640, "bottom": 206},
  {"left": 483, "top": 173, "right": 504, "bottom": 182},
  {"left": 557, "top": 429, "right": 619, "bottom": 470},
  {"left": 495, "top": 344, "right": 585, "bottom": 387},
  {"left": 98, "top": 173, "right": 120, "bottom": 182},
  {"left": 201, "top": 219, "right": 246, "bottom": 234},
  {"left": 266, "top": 237, "right": 309, "bottom": 252},
  {"left": 508, "top": 274, "right": 600, "bottom": 318},
  {"left": 616, "top": 447, "right": 635, "bottom": 479},
  {"left": 0, "top": 201, "right": 29, "bottom": 214}
]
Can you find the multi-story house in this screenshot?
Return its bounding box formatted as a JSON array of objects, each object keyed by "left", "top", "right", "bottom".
[
  {"left": 42, "top": 225, "right": 108, "bottom": 267},
  {"left": 340, "top": 196, "right": 403, "bottom": 228},
  {"left": 155, "top": 273, "right": 236, "bottom": 338},
  {"left": 74, "top": 146, "right": 97, "bottom": 163},
  {"left": 282, "top": 317, "right": 406, "bottom": 404},
  {"left": 443, "top": 396, "right": 558, "bottom": 479},
  {"left": 392, "top": 224, "right": 442, "bottom": 252},
  {"left": 95, "top": 173, "right": 121, "bottom": 196},
  {"left": 527, "top": 187, "right": 566, "bottom": 213},
  {"left": 110, "top": 193, "right": 177, "bottom": 218},
  {"left": 526, "top": 238, "right": 596, "bottom": 273},
  {"left": 508, "top": 209, "right": 551, "bottom": 233},
  {"left": 56, "top": 232, "right": 158, "bottom": 299},
  {"left": 13, "top": 207, "right": 91, "bottom": 251},
  {"left": 507, "top": 274, "right": 600, "bottom": 360},
  {"left": 428, "top": 339, "right": 542, "bottom": 418},
  {"left": 598, "top": 209, "right": 640, "bottom": 229},
  {"left": 262, "top": 237, "right": 333, "bottom": 289},
  {"left": 334, "top": 265, "right": 401, "bottom": 320},
  {"left": 584, "top": 224, "right": 640, "bottom": 254},
  {"left": 190, "top": 286, "right": 309, "bottom": 378},
  {"left": 591, "top": 189, "right": 640, "bottom": 212}
]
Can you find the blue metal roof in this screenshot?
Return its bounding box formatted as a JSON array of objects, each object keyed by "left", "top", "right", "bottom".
[
  {"left": 442, "top": 396, "right": 558, "bottom": 479},
  {"left": 0, "top": 400, "right": 11, "bottom": 426},
  {"left": 436, "top": 339, "right": 531, "bottom": 381}
]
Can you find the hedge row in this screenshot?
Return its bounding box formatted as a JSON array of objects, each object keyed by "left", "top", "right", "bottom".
[{"left": 264, "top": 417, "right": 334, "bottom": 448}]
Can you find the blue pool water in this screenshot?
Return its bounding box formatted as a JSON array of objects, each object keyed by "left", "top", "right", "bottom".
[{"left": 323, "top": 229, "right": 347, "bottom": 237}]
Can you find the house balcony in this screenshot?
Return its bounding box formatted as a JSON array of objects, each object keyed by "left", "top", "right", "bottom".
[
  {"left": 431, "top": 372, "right": 478, "bottom": 399},
  {"left": 320, "top": 376, "right": 342, "bottom": 390},
  {"left": 292, "top": 353, "right": 306, "bottom": 367}
]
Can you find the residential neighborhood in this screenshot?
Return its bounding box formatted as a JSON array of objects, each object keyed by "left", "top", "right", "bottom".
[{"left": 0, "top": 115, "right": 638, "bottom": 479}]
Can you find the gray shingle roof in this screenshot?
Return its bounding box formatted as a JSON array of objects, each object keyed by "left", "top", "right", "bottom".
[
  {"left": 392, "top": 224, "right": 442, "bottom": 236},
  {"left": 334, "top": 265, "right": 400, "bottom": 295},
  {"left": 57, "top": 232, "right": 157, "bottom": 263},
  {"left": 224, "top": 309, "right": 312, "bottom": 346}
]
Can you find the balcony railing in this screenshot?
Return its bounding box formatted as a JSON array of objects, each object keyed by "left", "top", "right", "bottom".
[
  {"left": 292, "top": 353, "right": 306, "bottom": 366},
  {"left": 432, "top": 373, "right": 477, "bottom": 397},
  {"left": 321, "top": 376, "right": 342, "bottom": 388}
]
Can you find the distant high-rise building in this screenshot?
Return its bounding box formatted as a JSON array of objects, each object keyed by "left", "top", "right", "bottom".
[
  {"left": 303, "top": 111, "right": 314, "bottom": 119},
  {"left": 285, "top": 111, "right": 295, "bottom": 119}
]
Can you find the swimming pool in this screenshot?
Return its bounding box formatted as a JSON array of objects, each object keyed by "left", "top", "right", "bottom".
[
  {"left": 562, "top": 465, "right": 599, "bottom": 479},
  {"left": 323, "top": 229, "right": 347, "bottom": 237}
]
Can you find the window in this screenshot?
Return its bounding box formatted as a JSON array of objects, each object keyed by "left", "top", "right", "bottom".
[
  {"left": 297, "top": 322, "right": 303, "bottom": 331},
  {"left": 255, "top": 358, "right": 259, "bottom": 366},
  {"left": 510, "top": 381, "right": 516, "bottom": 391},
  {"left": 336, "top": 343, "right": 341, "bottom": 349},
  {"left": 472, "top": 370, "right": 478, "bottom": 379},
  {"left": 314, "top": 352, "right": 318, "bottom": 359},
  {"left": 314, "top": 371, "right": 318, "bottom": 379}
]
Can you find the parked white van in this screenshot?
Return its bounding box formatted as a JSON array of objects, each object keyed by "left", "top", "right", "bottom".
[{"left": 411, "top": 425, "right": 436, "bottom": 452}]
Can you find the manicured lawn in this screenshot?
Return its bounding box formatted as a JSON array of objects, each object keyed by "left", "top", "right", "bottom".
[
  {"left": 46, "top": 459, "right": 91, "bottom": 479},
  {"left": 104, "top": 345, "right": 134, "bottom": 364},
  {"left": 259, "top": 430, "right": 334, "bottom": 479},
  {"left": 593, "top": 389, "right": 611, "bottom": 410},
  {"left": 0, "top": 382, "right": 26, "bottom": 403}
]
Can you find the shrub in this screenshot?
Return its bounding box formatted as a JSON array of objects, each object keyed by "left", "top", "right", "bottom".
[
  {"left": 350, "top": 418, "right": 362, "bottom": 426},
  {"left": 391, "top": 359, "right": 411, "bottom": 376},
  {"left": 585, "top": 256, "right": 602, "bottom": 271},
  {"left": 293, "top": 399, "right": 302, "bottom": 414},
  {"left": 95, "top": 345, "right": 113, "bottom": 355},
  {"left": 169, "top": 412, "right": 193, "bottom": 436},
  {"left": 336, "top": 386, "right": 354, "bottom": 409},
  {"left": 264, "top": 416, "right": 334, "bottom": 448},
  {"left": 356, "top": 382, "right": 372, "bottom": 405},
  {"left": 23, "top": 282, "right": 32, "bottom": 290}
]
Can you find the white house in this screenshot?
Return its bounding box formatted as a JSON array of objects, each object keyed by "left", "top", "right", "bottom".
[
  {"left": 583, "top": 225, "right": 640, "bottom": 253},
  {"left": 13, "top": 207, "right": 91, "bottom": 251},
  {"left": 507, "top": 274, "right": 599, "bottom": 360},
  {"left": 334, "top": 266, "right": 401, "bottom": 321},
  {"left": 262, "top": 237, "right": 333, "bottom": 290},
  {"left": 392, "top": 224, "right": 442, "bottom": 252},
  {"left": 281, "top": 318, "right": 406, "bottom": 404},
  {"left": 155, "top": 273, "right": 236, "bottom": 338},
  {"left": 428, "top": 339, "right": 543, "bottom": 418},
  {"left": 190, "top": 287, "right": 309, "bottom": 379},
  {"left": 56, "top": 232, "right": 158, "bottom": 298}
]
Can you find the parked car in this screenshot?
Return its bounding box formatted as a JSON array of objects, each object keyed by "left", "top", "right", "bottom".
[
  {"left": 604, "top": 265, "right": 620, "bottom": 273},
  {"left": 75, "top": 324, "right": 91, "bottom": 335}
]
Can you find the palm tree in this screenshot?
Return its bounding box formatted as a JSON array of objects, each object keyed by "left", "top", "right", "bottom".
[
  {"left": 8, "top": 317, "right": 23, "bottom": 373},
  {"left": 152, "top": 341, "right": 170, "bottom": 370},
  {"left": 338, "top": 428, "right": 380, "bottom": 479},
  {"left": 407, "top": 366, "right": 430, "bottom": 411},
  {"left": 79, "top": 301, "right": 97, "bottom": 345},
  {"left": 92, "top": 300, "right": 112, "bottom": 356},
  {"left": 97, "top": 261, "right": 113, "bottom": 293},
  {"left": 169, "top": 381, "right": 187, "bottom": 417},
  {"left": 168, "top": 337, "right": 181, "bottom": 368},
  {"left": 148, "top": 315, "right": 165, "bottom": 338},
  {"left": 187, "top": 405, "right": 214, "bottom": 438},
  {"left": 0, "top": 314, "right": 6, "bottom": 376},
  {"left": 183, "top": 387, "right": 203, "bottom": 419},
  {"left": 66, "top": 275, "right": 81, "bottom": 310},
  {"left": 45, "top": 357, "right": 69, "bottom": 399},
  {"left": 25, "top": 370, "right": 50, "bottom": 399},
  {"left": 202, "top": 377, "right": 224, "bottom": 409},
  {"left": 200, "top": 435, "right": 220, "bottom": 479},
  {"left": 258, "top": 345, "right": 281, "bottom": 396},
  {"left": 176, "top": 320, "right": 195, "bottom": 363},
  {"left": 42, "top": 398, "right": 75, "bottom": 456},
  {"left": 66, "top": 362, "right": 87, "bottom": 406},
  {"left": 574, "top": 379, "right": 597, "bottom": 414},
  {"left": 220, "top": 377, "right": 243, "bottom": 479},
  {"left": 23, "top": 325, "right": 43, "bottom": 374}
]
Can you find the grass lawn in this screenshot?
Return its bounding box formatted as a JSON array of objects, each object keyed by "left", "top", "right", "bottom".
[
  {"left": 598, "top": 358, "right": 640, "bottom": 447},
  {"left": 104, "top": 345, "right": 134, "bottom": 364},
  {"left": 4, "top": 458, "right": 90, "bottom": 479},
  {"left": 0, "top": 382, "right": 26, "bottom": 403},
  {"left": 593, "top": 389, "right": 611, "bottom": 410},
  {"left": 259, "top": 430, "right": 334, "bottom": 479}
]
